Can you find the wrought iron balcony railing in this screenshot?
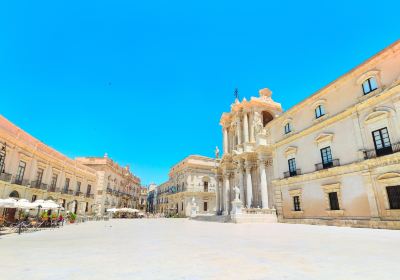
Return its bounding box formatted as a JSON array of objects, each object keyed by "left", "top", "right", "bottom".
[
  {"left": 12, "top": 178, "right": 30, "bottom": 186},
  {"left": 315, "top": 159, "right": 340, "bottom": 171},
  {"left": 363, "top": 142, "right": 400, "bottom": 159},
  {"left": 0, "top": 172, "right": 12, "bottom": 182},
  {"left": 283, "top": 169, "right": 302, "bottom": 178}
]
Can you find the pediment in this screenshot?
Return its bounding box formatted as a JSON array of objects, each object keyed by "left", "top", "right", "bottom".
[
  {"left": 356, "top": 70, "right": 380, "bottom": 85},
  {"left": 315, "top": 133, "right": 334, "bottom": 144},
  {"left": 284, "top": 146, "right": 297, "bottom": 157},
  {"left": 364, "top": 110, "right": 389, "bottom": 124},
  {"left": 377, "top": 172, "right": 400, "bottom": 183}
]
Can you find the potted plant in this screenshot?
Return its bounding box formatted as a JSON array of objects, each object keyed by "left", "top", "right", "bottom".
[
  {"left": 41, "top": 212, "right": 49, "bottom": 221},
  {"left": 51, "top": 213, "right": 58, "bottom": 221},
  {"left": 69, "top": 212, "right": 77, "bottom": 223}
]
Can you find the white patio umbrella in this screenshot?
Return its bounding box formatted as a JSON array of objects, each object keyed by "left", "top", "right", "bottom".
[
  {"left": 0, "top": 198, "right": 17, "bottom": 208},
  {"left": 106, "top": 208, "right": 117, "bottom": 213},
  {"left": 15, "top": 199, "right": 35, "bottom": 210},
  {"left": 42, "top": 200, "right": 63, "bottom": 210}
]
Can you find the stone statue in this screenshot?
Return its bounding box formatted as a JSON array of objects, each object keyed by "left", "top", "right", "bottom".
[
  {"left": 253, "top": 112, "right": 263, "bottom": 134},
  {"left": 234, "top": 185, "right": 240, "bottom": 201},
  {"left": 215, "top": 146, "right": 220, "bottom": 159}
]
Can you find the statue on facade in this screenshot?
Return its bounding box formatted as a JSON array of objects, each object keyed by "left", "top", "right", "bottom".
[
  {"left": 215, "top": 146, "right": 220, "bottom": 159},
  {"left": 253, "top": 112, "right": 263, "bottom": 134},
  {"left": 233, "top": 185, "right": 240, "bottom": 201}
]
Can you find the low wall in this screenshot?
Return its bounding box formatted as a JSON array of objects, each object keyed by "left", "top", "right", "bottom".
[{"left": 281, "top": 217, "right": 400, "bottom": 230}]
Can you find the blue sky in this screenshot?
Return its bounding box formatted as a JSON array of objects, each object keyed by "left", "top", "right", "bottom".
[{"left": 0, "top": 1, "right": 399, "bottom": 185}]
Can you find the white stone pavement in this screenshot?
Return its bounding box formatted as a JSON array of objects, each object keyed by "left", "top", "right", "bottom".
[{"left": 0, "top": 219, "right": 399, "bottom": 280}]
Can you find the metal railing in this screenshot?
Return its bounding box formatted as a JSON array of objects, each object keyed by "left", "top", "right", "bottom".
[
  {"left": 74, "top": 191, "right": 82, "bottom": 196},
  {"left": 315, "top": 159, "right": 340, "bottom": 171},
  {"left": 85, "top": 193, "right": 94, "bottom": 199},
  {"left": 30, "top": 181, "right": 48, "bottom": 190},
  {"left": 363, "top": 142, "right": 400, "bottom": 159},
  {"left": 0, "top": 172, "right": 12, "bottom": 182},
  {"left": 283, "top": 169, "right": 302, "bottom": 178},
  {"left": 12, "top": 178, "right": 30, "bottom": 186}
]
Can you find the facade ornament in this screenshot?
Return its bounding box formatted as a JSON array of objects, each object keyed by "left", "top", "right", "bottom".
[
  {"left": 253, "top": 112, "right": 263, "bottom": 134},
  {"left": 215, "top": 146, "right": 220, "bottom": 159}
]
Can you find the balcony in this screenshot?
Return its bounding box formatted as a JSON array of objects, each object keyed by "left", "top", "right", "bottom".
[
  {"left": 31, "top": 181, "right": 48, "bottom": 190},
  {"left": 85, "top": 193, "right": 94, "bottom": 199},
  {"left": 0, "top": 172, "right": 12, "bottom": 182},
  {"left": 12, "top": 178, "right": 30, "bottom": 186},
  {"left": 363, "top": 142, "right": 400, "bottom": 159},
  {"left": 74, "top": 191, "right": 82, "bottom": 197},
  {"left": 283, "top": 169, "right": 302, "bottom": 178},
  {"left": 48, "top": 186, "right": 59, "bottom": 193},
  {"left": 315, "top": 159, "right": 340, "bottom": 171},
  {"left": 61, "top": 188, "right": 69, "bottom": 194},
  {"left": 68, "top": 189, "right": 73, "bottom": 195}
]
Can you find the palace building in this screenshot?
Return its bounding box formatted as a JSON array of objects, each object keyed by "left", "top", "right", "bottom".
[
  {"left": 0, "top": 115, "right": 96, "bottom": 218},
  {"left": 76, "top": 156, "right": 141, "bottom": 214},
  {"left": 155, "top": 155, "right": 218, "bottom": 216},
  {"left": 216, "top": 40, "right": 400, "bottom": 229}
]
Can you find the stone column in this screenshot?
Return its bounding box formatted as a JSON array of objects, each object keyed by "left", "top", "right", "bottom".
[
  {"left": 215, "top": 176, "right": 221, "bottom": 213},
  {"left": 243, "top": 113, "right": 249, "bottom": 143},
  {"left": 236, "top": 161, "right": 245, "bottom": 203},
  {"left": 249, "top": 113, "right": 255, "bottom": 142},
  {"left": 259, "top": 158, "right": 269, "bottom": 209},
  {"left": 223, "top": 128, "right": 228, "bottom": 154},
  {"left": 236, "top": 119, "right": 242, "bottom": 145},
  {"left": 223, "top": 173, "right": 230, "bottom": 215},
  {"left": 245, "top": 163, "right": 253, "bottom": 208}
]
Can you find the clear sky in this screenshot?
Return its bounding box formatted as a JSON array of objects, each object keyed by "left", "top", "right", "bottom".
[{"left": 0, "top": 1, "right": 399, "bottom": 185}]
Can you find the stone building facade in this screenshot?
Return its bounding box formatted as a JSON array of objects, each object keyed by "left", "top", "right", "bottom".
[
  {"left": 76, "top": 156, "right": 141, "bottom": 215},
  {"left": 216, "top": 40, "right": 400, "bottom": 229},
  {"left": 154, "top": 155, "right": 218, "bottom": 216},
  {"left": 0, "top": 115, "right": 96, "bottom": 218},
  {"left": 167, "top": 155, "right": 217, "bottom": 216}
]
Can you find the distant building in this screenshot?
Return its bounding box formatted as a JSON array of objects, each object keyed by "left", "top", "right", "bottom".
[
  {"left": 76, "top": 156, "right": 141, "bottom": 215},
  {"left": 155, "top": 155, "right": 218, "bottom": 216}
]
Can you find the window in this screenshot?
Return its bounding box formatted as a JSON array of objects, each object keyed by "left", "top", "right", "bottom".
[
  {"left": 36, "top": 168, "right": 44, "bottom": 185},
  {"left": 64, "top": 178, "right": 70, "bottom": 191},
  {"left": 203, "top": 202, "right": 208, "bottom": 211},
  {"left": 181, "top": 202, "right": 184, "bottom": 211},
  {"left": 61, "top": 199, "right": 66, "bottom": 208},
  {"left": 320, "top": 147, "right": 333, "bottom": 168},
  {"left": 386, "top": 186, "right": 400, "bottom": 209},
  {"left": 16, "top": 161, "right": 26, "bottom": 183},
  {"left": 31, "top": 195, "right": 37, "bottom": 202},
  {"left": 315, "top": 105, "right": 325, "bottom": 119},
  {"left": 362, "top": 77, "right": 378, "bottom": 95},
  {"left": 372, "top": 127, "right": 392, "bottom": 157},
  {"left": 293, "top": 196, "right": 301, "bottom": 211},
  {"left": 85, "top": 202, "right": 89, "bottom": 212},
  {"left": 328, "top": 192, "right": 340, "bottom": 210},
  {"left": 288, "top": 158, "right": 297, "bottom": 176},
  {"left": 87, "top": 184, "right": 91, "bottom": 195},
  {"left": 0, "top": 148, "right": 5, "bottom": 173},
  {"left": 284, "top": 123, "right": 292, "bottom": 134},
  {"left": 50, "top": 174, "right": 58, "bottom": 189},
  {"left": 204, "top": 181, "right": 209, "bottom": 192},
  {"left": 76, "top": 181, "right": 81, "bottom": 193}
]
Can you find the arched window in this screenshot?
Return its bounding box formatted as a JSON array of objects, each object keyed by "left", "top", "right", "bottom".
[
  {"left": 262, "top": 111, "right": 274, "bottom": 126},
  {"left": 362, "top": 77, "right": 378, "bottom": 95},
  {"left": 9, "top": 190, "right": 19, "bottom": 198},
  {"left": 315, "top": 104, "right": 325, "bottom": 119},
  {"left": 284, "top": 123, "right": 292, "bottom": 134}
]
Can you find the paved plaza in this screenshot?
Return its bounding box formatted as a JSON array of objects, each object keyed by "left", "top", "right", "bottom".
[{"left": 0, "top": 219, "right": 399, "bottom": 280}]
